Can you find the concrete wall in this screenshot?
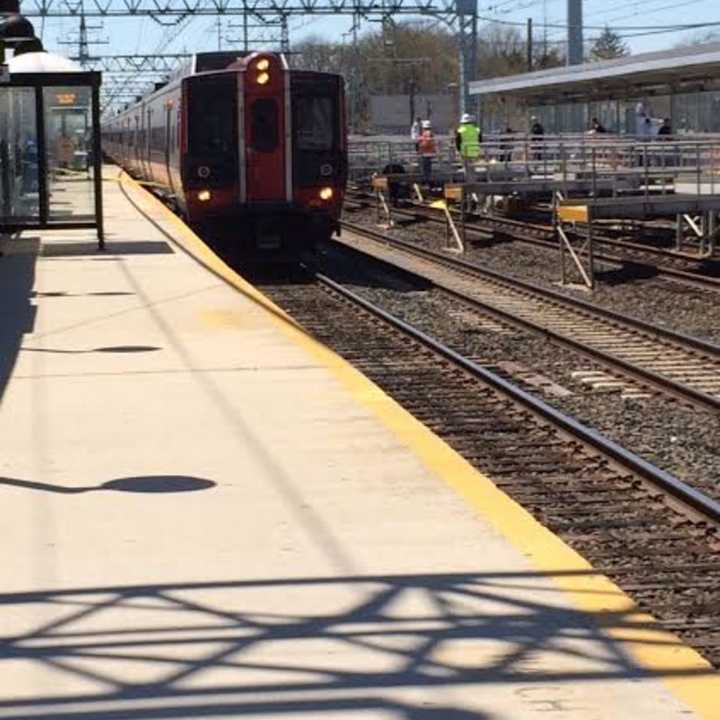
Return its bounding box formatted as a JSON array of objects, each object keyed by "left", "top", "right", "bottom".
[{"left": 370, "top": 94, "right": 455, "bottom": 134}]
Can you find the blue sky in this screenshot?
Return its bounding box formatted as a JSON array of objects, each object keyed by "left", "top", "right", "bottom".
[{"left": 34, "top": 0, "right": 720, "bottom": 61}]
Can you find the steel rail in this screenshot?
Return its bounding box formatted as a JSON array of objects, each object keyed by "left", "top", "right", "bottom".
[
  {"left": 340, "top": 219, "right": 720, "bottom": 358},
  {"left": 348, "top": 190, "right": 720, "bottom": 291},
  {"left": 314, "top": 270, "right": 720, "bottom": 526},
  {"left": 329, "top": 234, "right": 720, "bottom": 413}
]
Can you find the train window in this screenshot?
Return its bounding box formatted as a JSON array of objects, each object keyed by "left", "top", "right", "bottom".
[
  {"left": 250, "top": 99, "right": 278, "bottom": 153},
  {"left": 188, "top": 76, "right": 236, "bottom": 156},
  {"left": 294, "top": 96, "right": 334, "bottom": 152}
]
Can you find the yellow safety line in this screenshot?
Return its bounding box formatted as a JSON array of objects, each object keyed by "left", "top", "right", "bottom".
[{"left": 117, "top": 169, "right": 720, "bottom": 718}]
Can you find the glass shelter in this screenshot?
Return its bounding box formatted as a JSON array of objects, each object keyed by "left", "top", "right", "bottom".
[{"left": 0, "top": 52, "right": 102, "bottom": 246}]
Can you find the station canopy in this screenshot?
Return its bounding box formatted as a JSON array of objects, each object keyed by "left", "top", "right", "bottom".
[{"left": 469, "top": 42, "right": 720, "bottom": 103}]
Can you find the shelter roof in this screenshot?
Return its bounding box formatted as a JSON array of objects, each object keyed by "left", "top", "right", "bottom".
[
  {"left": 470, "top": 42, "right": 720, "bottom": 102},
  {"left": 8, "top": 51, "right": 82, "bottom": 73}
]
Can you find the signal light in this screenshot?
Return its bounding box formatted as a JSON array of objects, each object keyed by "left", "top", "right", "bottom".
[
  {"left": 198, "top": 190, "right": 211, "bottom": 202},
  {"left": 256, "top": 58, "right": 270, "bottom": 71},
  {"left": 256, "top": 71, "right": 270, "bottom": 85},
  {"left": 319, "top": 187, "right": 333, "bottom": 201}
]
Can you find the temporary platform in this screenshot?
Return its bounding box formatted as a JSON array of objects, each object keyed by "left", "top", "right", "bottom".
[
  {"left": 0, "top": 166, "right": 718, "bottom": 719},
  {"left": 470, "top": 41, "right": 720, "bottom": 134}
]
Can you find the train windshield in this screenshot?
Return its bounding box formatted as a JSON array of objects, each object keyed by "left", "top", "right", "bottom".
[
  {"left": 294, "top": 96, "right": 335, "bottom": 151},
  {"left": 250, "top": 99, "right": 279, "bottom": 153},
  {"left": 188, "top": 75, "right": 236, "bottom": 155}
]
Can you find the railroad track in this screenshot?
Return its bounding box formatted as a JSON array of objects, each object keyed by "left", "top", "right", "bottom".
[
  {"left": 344, "top": 189, "right": 720, "bottom": 291},
  {"left": 257, "top": 268, "right": 720, "bottom": 668},
  {"left": 336, "top": 220, "right": 720, "bottom": 414}
]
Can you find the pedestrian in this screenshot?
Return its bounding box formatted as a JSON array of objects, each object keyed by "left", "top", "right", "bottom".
[
  {"left": 410, "top": 116, "right": 422, "bottom": 150},
  {"left": 589, "top": 117, "right": 606, "bottom": 134},
  {"left": 530, "top": 115, "right": 544, "bottom": 137},
  {"left": 455, "top": 113, "right": 481, "bottom": 182},
  {"left": 635, "top": 101, "right": 648, "bottom": 137},
  {"left": 657, "top": 117, "right": 673, "bottom": 167},
  {"left": 417, "top": 120, "right": 436, "bottom": 184},
  {"left": 530, "top": 115, "right": 544, "bottom": 164},
  {"left": 499, "top": 126, "right": 514, "bottom": 163}
]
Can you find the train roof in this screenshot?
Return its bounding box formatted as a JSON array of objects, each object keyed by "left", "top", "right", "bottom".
[
  {"left": 470, "top": 41, "right": 720, "bottom": 103},
  {"left": 167, "top": 51, "right": 287, "bottom": 83}
]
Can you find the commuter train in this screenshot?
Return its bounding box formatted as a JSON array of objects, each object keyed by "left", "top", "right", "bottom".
[{"left": 103, "top": 51, "right": 347, "bottom": 255}]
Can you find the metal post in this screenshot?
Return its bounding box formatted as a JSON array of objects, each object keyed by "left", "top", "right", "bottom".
[
  {"left": 711, "top": 140, "right": 715, "bottom": 195},
  {"left": 587, "top": 214, "right": 595, "bottom": 291},
  {"left": 35, "top": 86, "right": 49, "bottom": 226},
  {"left": 92, "top": 79, "right": 104, "bottom": 248},
  {"left": 697, "top": 143, "right": 701, "bottom": 196},
  {"left": 456, "top": 0, "right": 478, "bottom": 117},
  {"left": 556, "top": 194, "right": 566, "bottom": 285}
]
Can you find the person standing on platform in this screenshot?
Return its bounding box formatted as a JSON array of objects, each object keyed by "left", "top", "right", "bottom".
[
  {"left": 499, "top": 126, "right": 514, "bottom": 163},
  {"left": 657, "top": 117, "right": 673, "bottom": 167},
  {"left": 417, "top": 120, "right": 436, "bottom": 184},
  {"left": 590, "top": 117, "right": 606, "bottom": 134},
  {"left": 455, "top": 113, "right": 481, "bottom": 183},
  {"left": 530, "top": 115, "right": 544, "bottom": 164},
  {"left": 411, "top": 116, "right": 422, "bottom": 149}
]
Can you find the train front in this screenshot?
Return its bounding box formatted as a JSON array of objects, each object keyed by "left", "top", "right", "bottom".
[{"left": 182, "top": 52, "right": 346, "bottom": 255}]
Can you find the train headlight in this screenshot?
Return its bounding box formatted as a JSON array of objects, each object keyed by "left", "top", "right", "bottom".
[
  {"left": 256, "top": 71, "right": 270, "bottom": 85},
  {"left": 319, "top": 187, "right": 334, "bottom": 201},
  {"left": 198, "top": 190, "right": 212, "bottom": 202},
  {"left": 256, "top": 58, "right": 270, "bottom": 71}
]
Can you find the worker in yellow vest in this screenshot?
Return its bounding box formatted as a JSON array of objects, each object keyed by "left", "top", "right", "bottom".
[{"left": 455, "top": 113, "right": 481, "bottom": 183}]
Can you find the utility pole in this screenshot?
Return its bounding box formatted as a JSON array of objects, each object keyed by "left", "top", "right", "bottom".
[
  {"left": 567, "top": 0, "right": 583, "bottom": 66},
  {"left": 455, "top": 0, "right": 478, "bottom": 117},
  {"left": 526, "top": 17, "right": 533, "bottom": 71},
  {"left": 58, "top": 2, "right": 108, "bottom": 67}
]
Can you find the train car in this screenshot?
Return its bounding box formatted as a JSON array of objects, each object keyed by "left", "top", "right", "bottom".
[{"left": 103, "top": 51, "right": 346, "bottom": 256}]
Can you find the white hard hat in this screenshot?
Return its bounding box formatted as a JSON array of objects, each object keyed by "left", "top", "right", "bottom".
[
  {"left": 461, "top": 113, "right": 473, "bottom": 123},
  {"left": 421, "top": 120, "right": 431, "bottom": 128}
]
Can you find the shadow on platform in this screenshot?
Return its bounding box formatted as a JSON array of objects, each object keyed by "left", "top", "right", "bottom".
[
  {"left": 0, "top": 474, "right": 215, "bottom": 494},
  {"left": 42, "top": 241, "right": 174, "bottom": 257},
  {"left": 0, "top": 571, "right": 711, "bottom": 719},
  {"left": 0, "top": 236, "right": 38, "bottom": 404},
  {"left": 32, "top": 290, "right": 135, "bottom": 298},
  {"left": 21, "top": 344, "right": 162, "bottom": 355}
]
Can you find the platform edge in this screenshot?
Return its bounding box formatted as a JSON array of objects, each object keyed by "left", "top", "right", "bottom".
[{"left": 117, "top": 169, "right": 720, "bottom": 718}]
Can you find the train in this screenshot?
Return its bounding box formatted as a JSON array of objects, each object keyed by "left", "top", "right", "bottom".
[{"left": 103, "top": 51, "right": 347, "bottom": 256}]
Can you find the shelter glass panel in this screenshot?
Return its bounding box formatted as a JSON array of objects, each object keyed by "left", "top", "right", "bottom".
[
  {"left": 0, "top": 87, "right": 39, "bottom": 223},
  {"left": 43, "top": 86, "right": 94, "bottom": 221}
]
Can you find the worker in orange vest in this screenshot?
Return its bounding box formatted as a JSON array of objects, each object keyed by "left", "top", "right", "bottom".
[{"left": 417, "top": 119, "right": 436, "bottom": 184}]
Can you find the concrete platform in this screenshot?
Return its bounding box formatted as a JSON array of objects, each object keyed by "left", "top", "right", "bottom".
[{"left": 0, "top": 167, "right": 718, "bottom": 719}]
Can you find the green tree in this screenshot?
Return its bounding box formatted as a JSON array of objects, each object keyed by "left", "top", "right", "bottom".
[{"left": 589, "top": 26, "right": 629, "bottom": 61}]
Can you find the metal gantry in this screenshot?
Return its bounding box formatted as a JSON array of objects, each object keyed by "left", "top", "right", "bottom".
[
  {"left": 26, "top": 0, "right": 479, "bottom": 117},
  {"left": 83, "top": 53, "right": 190, "bottom": 72}
]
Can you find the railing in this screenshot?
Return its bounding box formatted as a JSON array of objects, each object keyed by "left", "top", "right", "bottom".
[{"left": 349, "top": 135, "right": 720, "bottom": 197}]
